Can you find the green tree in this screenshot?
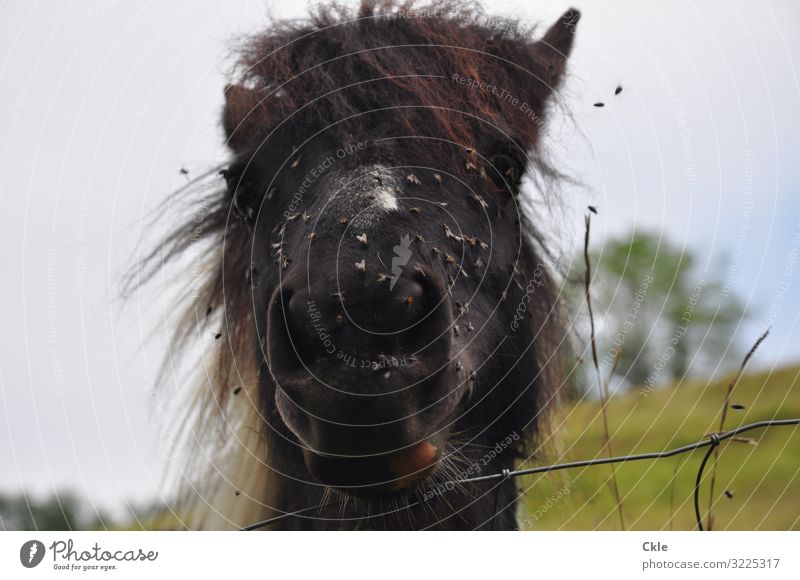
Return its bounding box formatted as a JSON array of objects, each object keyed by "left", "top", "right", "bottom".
[
  {"left": 587, "top": 230, "right": 747, "bottom": 389},
  {"left": 0, "top": 491, "right": 106, "bottom": 531}
]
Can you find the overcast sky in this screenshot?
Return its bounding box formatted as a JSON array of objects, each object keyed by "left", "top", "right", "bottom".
[{"left": 1, "top": 0, "right": 799, "bottom": 515}]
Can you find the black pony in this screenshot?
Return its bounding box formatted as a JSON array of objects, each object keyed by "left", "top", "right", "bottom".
[{"left": 139, "top": 0, "right": 579, "bottom": 530}]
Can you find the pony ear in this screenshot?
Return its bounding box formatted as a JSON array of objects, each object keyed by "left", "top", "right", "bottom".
[
  {"left": 222, "top": 84, "right": 266, "bottom": 151},
  {"left": 533, "top": 8, "right": 580, "bottom": 91}
]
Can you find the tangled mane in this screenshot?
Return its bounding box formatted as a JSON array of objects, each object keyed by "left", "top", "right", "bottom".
[
  {"left": 133, "top": 0, "right": 578, "bottom": 529},
  {"left": 226, "top": 0, "right": 571, "bottom": 149}
]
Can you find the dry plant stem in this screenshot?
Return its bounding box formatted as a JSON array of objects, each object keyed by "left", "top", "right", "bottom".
[
  {"left": 583, "top": 212, "right": 626, "bottom": 530},
  {"left": 668, "top": 460, "right": 680, "bottom": 531},
  {"left": 705, "top": 328, "right": 770, "bottom": 530}
]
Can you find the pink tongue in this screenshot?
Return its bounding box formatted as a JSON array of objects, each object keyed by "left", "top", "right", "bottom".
[{"left": 390, "top": 442, "right": 439, "bottom": 477}]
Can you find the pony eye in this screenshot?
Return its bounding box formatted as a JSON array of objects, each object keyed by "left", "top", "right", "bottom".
[
  {"left": 488, "top": 152, "right": 524, "bottom": 190},
  {"left": 222, "top": 161, "right": 265, "bottom": 224}
]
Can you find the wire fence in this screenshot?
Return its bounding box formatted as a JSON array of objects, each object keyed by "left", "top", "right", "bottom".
[{"left": 240, "top": 417, "right": 800, "bottom": 531}]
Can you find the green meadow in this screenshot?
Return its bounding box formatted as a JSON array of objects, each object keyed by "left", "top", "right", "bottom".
[{"left": 519, "top": 364, "right": 800, "bottom": 530}]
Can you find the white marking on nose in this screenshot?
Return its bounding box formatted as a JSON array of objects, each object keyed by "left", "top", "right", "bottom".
[
  {"left": 374, "top": 187, "right": 398, "bottom": 211},
  {"left": 330, "top": 164, "right": 401, "bottom": 229}
]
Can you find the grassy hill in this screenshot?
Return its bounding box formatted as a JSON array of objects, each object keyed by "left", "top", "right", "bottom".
[{"left": 518, "top": 364, "right": 800, "bottom": 530}]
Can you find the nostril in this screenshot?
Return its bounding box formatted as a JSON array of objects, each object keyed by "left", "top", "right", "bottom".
[
  {"left": 398, "top": 280, "right": 424, "bottom": 305},
  {"left": 391, "top": 280, "right": 425, "bottom": 317},
  {"left": 411, "top": 266, "right": 445, "bottom": 304},
  {"left": 396, "top": 268, "right": 452, "bottom": 352},
  {"left": 268, "top": 286, "right": 315, "bottom": 376},
  {"left": 277, "top": 288, "right": 295, "bottom": 318},
  {"left": 391, "top": 268, "right": 436, "bottom": 311}
]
